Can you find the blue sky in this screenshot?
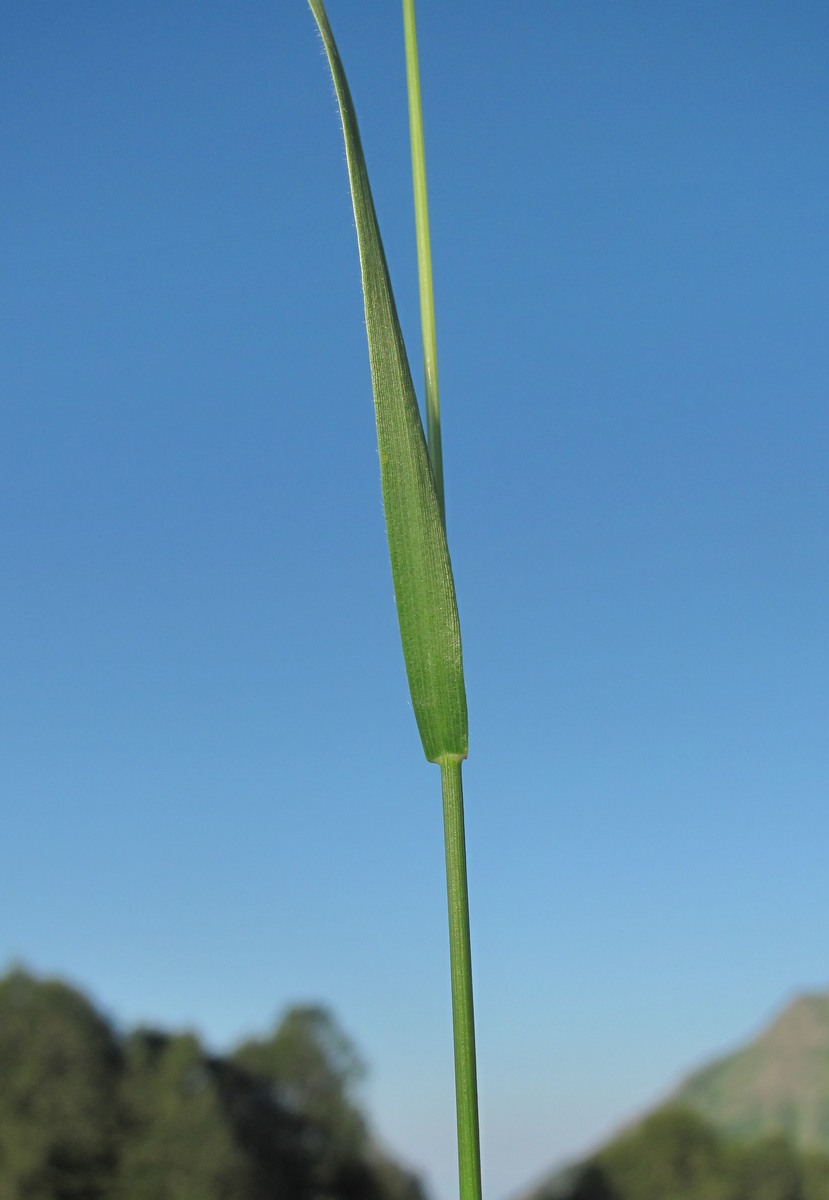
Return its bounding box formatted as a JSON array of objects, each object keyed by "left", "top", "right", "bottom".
[{"left": 3, "top": 2, "right": 829, "bottom": 1197}]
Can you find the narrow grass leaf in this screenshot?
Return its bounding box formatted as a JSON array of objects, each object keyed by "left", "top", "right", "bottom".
[{"left": 307, "top": 0, "right": 467, "bottom": 764}]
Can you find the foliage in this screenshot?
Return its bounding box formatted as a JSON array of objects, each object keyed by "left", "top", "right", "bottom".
[
  {"left": 114, "top": 1031, "right": 257, "bottom": 1200},
  {"left": 0, "top": 967, "right": 426, "bottom": 1200},
  {"left": 0, "top": 966, "right": 121, "bottom": 1200},
  {"left": 232, "top": 1004, "right": 369, "bottom": 1190},
  {"left": 593, "top": 1107, "right": 734, "bottom": 1200},
  {"left": 233, "top": 1005, "right": 366, "bottom": 1137}
]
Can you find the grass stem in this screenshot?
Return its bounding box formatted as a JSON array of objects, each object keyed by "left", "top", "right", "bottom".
[
  {"left": 404, "top": 5, "right": 482, "bottom": 1193},
  {"left": 307, "top": 6, "right": 480, "bottom": 1195},
  {"left": 440, "top": 759, "right": 483, "bottom": 1200}
]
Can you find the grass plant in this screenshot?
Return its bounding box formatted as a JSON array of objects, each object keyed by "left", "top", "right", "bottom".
[{"left": 305, "top": 4, "right": 483, "bottom": 1199}]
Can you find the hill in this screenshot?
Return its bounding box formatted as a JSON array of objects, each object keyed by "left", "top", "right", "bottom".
[
  {"left": 672, "top": 992, "right": 829, "bottom": 1149},
  {"left": 530, "top": 1107, "right": 829, "bottom": 1200},
  {"left": 0, "top": 965, "right": 426, "bottom": 1200},
  {"left": 523, "top": 991, "right": 829, "bottom": 1200}
]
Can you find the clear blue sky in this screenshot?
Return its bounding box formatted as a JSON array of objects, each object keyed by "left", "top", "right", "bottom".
[{"left": 3, "top": 3, "right": 829, "bottom": 1198}]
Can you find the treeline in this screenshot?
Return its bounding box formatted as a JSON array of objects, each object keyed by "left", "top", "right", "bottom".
[
  {"left": 0, "top": 967, "right": 426, "bottom": 1200},
  {"left": 542, "top": 1107, "right": 829, "bottom": 1200}
]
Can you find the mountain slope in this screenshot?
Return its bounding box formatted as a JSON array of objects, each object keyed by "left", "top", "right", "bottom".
[
  {"left": 527, "top": 1106, "right": 829, "bottom": 1200},
  {"left": 520, "top": 990, "right": 829, "bottom": 1200},
  {"left": 672, "top": 992, "right": 829, "bottom": 1149}
]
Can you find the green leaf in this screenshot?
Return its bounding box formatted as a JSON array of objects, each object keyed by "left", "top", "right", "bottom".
[{"left": 307, "top": 0, "right": 468, "bottom": 764}]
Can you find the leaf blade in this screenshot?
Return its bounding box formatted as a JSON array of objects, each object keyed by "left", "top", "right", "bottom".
[{"left": 307, "top": 0, "right": 467, "bottom": 764}]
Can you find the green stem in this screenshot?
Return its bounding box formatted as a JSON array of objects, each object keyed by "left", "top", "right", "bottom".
[
  {"left": 440, "top": 759, "right": 483, "bottom": 1200},
  {"left": 403, "top": 5, "right": 479, "bottom": 1191},
  {"left": 402, "top": 0, "right": 445, "bottom": 527}
]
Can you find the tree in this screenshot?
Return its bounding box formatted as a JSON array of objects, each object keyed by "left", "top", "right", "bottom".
[
  {"left": 593, "top": 1107, "right": 733, "bottom": 1200},
  {"left": 731, "top": 1133, "right": 803, "bottom": 1200},
  {"left": 802, "top": 1149, "right": 829, "bottom": 1200},
  {"left": 233, "top": 1005, "right": 368, "bottom": 1163},
  {"left": 0, "top": 967, "right": 121, "bottom": 1200},
  {"left": 0, "top": 969, "right": 427, "bottom": 1200},
  {"left": 114, "top": 1029, "right": 257, "bottom": 1200}
]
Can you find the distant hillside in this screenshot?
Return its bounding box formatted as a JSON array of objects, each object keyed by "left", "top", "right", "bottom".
[
  {"left": 522, "top": 991, "right": 829, "bottom": 1200},
  {"left": 527, "top": 1106, "right": 829, "bottom": 1200},
  {"left": 0, "top": 965, "right": 426, "bottom": 1200},
  {"left": 672, "top": 991, "right": 829, "bottom": 1149}
]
